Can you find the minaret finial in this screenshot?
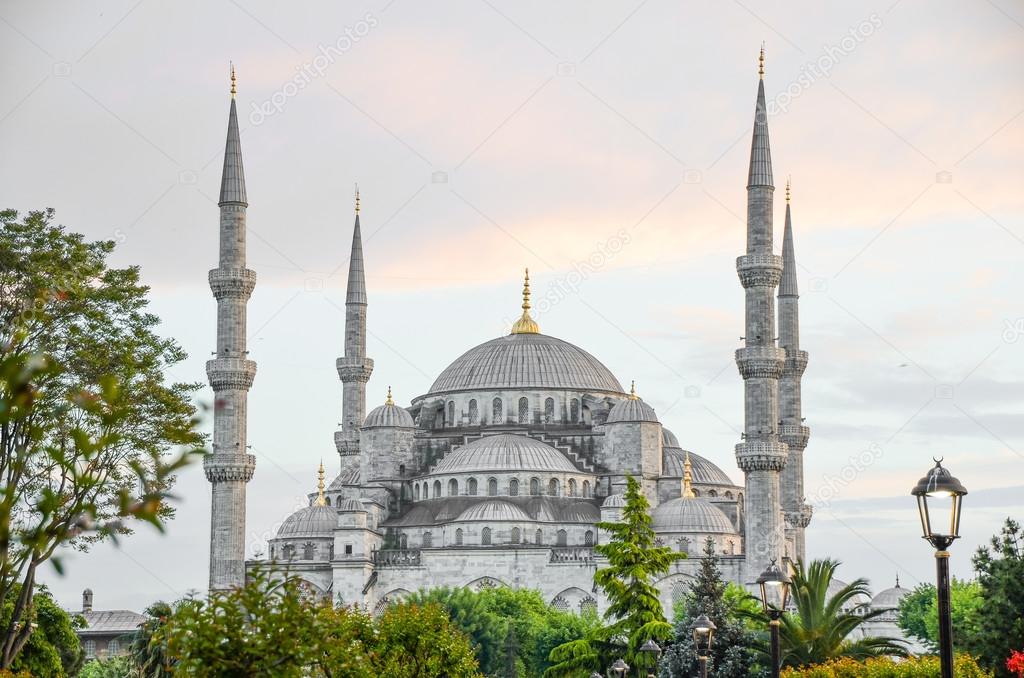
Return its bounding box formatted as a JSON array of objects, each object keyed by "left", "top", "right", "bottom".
[
  {"left": 355, "top": 184, "right": 360, "bottom": 214},
  {"left": 230, "top": 62, "right": 237, "bottom": 98},
  {"left": 758, "top": 42, "right": 765, "bottom": 79},
  {"left": 683, "top": 451, "right": 695, "bottom": 498},
  {"left": 629, "top": 380, "right": 639, "bottom": 400},
  {"left": 385, "top": 385, "right": 393, "bottom": 406},
  {"left": 786, "top": 176, "right": 791, "bottom": 204},
  {"left": 895, "top": 573, "right": 900, "bottom": 588},
  {"left": 510, "top": 268, "right": 540, "bottom": 334},
  {"left": 315, "top": 460, "right": 326, "bottom": 506}
]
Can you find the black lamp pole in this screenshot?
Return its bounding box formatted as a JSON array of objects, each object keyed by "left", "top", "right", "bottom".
[
  {"left": 688, "top": 613, "right": 716, "bottom": 678},
  {"left": 756, "top": 559, "right": 791, "bottom": 678},
  {"left": 911, "top": 459, "right": 967, "bottom": 678}
]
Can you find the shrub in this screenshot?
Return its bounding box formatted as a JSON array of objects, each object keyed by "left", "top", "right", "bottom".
[{"left": 780, "top": 654, "right": 992, "bottom": 677}]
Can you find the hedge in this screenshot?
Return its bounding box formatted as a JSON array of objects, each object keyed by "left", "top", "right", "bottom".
[{"left": 780, "top": 655, "right": 991, "bottom": 677}]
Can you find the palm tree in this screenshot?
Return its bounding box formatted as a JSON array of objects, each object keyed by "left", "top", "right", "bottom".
[
  {"left": 130, "top": 601, "right": 176, "bottom": 677},
  {"left": 775, "top": 559, "right": 907, "bottom": 667}
]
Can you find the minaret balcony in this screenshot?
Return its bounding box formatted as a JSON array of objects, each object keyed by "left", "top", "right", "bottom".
[
  {"left": 206, "top": 358, "right": 257, "bottom": 391},
  {"left": 735, "top": 440, "right": 788, "bottom": 472},
  {"left": 782, "top": 350, "right": 808, "bottom": 376},
  {"left": 778, "top": 424, "right": 810, "bottom": 448},
  {"left": 785, "top": 503, "right": 813, "bottom": 528},
  {"left": 736, "top": 253, "right": 783, "bottom": 288},
  {"left": 203, "top": 453, "right": 256, "bottom": 483},
  {"left": 208, "top": 268, "right": 257, "bottom": 300},
  {"left": 735, "top": 346, "right": 786, "bottom": 379},
  {"left": 336, "top": 356, "right": 374, "bottom": 382}
]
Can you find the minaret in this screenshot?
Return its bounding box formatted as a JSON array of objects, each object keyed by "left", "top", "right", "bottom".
[
  {"left": 778, "top": 179, "right": 811, "bottom": 562},
  {"left": 734, "top": 46, "right": 789, "bottom": 581},
  {"left": 205, "top": 64, "right": 257, "bottom": 591},
  {"left": 335, "top": 188, "right": 373, "bottom": 467}
]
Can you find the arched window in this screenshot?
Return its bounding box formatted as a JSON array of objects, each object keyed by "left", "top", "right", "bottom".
[
  {"left": 83, "top": 640, "right": 96, "bottom": 658},
  {"left": 535, "top": 528, "right": 543, "bottom": 544},
  {"left": 678, "top": 537, "right": 690, "bottom": 554},
  {"left": 556, "top": 529, "right": 567, "bottom": 547},
  {"left": 725, "top": 491, "right": 734, "bottom": 500},
  {"left": 492, "top": 398, "right": 503, "bottom": 423},
  {"left": 468, "top": 478, "right": 478, "bottom": 496},
  {"left": 448, "top": 478, "right": 458, "bottom": 496},
  {"left": 511, "top": 527, "right": 520, "bottom": 544},
  {"left": 283, "top": 544, "right": 295, "bottom": 559},
  {"left": 582, "top": 480, "right": 590, "bottom": 498},
  {"left": 325, "top": 495, "right": 331, "bottom": 506},
  {"left": 488, "top": 478, "right": 498, "bottom": 496},
  {"left": 570, "top": 398, "right": 580, "bottom": 423},
  {"left": 568, "top": 479, "right": 577, "bottom": 497},
  {"left": 303, "top": 542, "right": 315, "bottom": 560},
  {"left": 549, "top": 478, "right": 559, "bottom": 496},
  {"left": 518, "top": 397, "right": 529, "bottom": 424},
  {"left": 433, "top": 480, "right": 442, "bottom": 498},
  {"left": 509, "top": 478, "right": 519, "bottom": 496},
  {"left": 544, "top": 397, "right": 554, "bottom": 422},
  {"left": 414, "top": 484, "right": 420, "bottom": 500},
  {"left": 584, "top": 530, "right": 594, "bottom": 546},
  {"left": 580, "top": 596, "right": 597, "bottom": 616},
  {"left": 422, "top": 531, "right": 432, "bottom": 548},
  {"left": 447, "top": 401, "right": 455, "bottom": 427},
  {"left": 108, "top": 639, "right": 121, "bottom": 655},
  {"left": 708, "top": 489, "right": 718, "bottom": 498},
  {"left": 456, "top": 528, "right": 464, "bottom": 546},
  {"left": 482, "top": 527, "right": 491, "bottom": 545},
  {"left": 468, "top": 399, "right": 478, "bottom": 424},
  {"left": 530, "top": 477, "right": 539, "bottom": 495},
  {"left": 400, "top": 534, "right": 408, "bottom": 549},
  {"left": 727, "top": 539, "right": 736, "bottom": 555},
  {"left": 692, "top": 489, "right": 700, "bottom": 497}
]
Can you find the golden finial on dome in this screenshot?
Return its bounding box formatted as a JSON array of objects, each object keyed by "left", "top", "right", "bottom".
[
  {"left": 786, "top": 176, "right": 791, "bottom": 204},
  {"left": 510, "top": 268, "right": 540, "bottom": 334},
  {"left": 628, "top": 380, "right": 639, "bottom": 400},
  {"left": 355, "top": 184, "right": 360, "bottom": 214},
  {"left": 758, "top": 43, "right": 765, "bottom": 79},
  {"left": 230, "top": 62, "right": 237, "bottom": 98},
  {"left": 385, "top": 385, "right": 394, "bottom": 406},
  {"left": 315, "top": 460, "right": 326, "bottom": 506},
  {"left": 682, "top": 451, "right": 695, "bottom": 498}
]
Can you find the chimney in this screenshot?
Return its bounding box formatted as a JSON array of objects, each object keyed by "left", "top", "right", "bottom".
[{"left": 82, "top": 588, "right": 93, "bottom": 612}]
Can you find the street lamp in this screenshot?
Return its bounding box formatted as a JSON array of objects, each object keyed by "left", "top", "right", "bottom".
[
  {"left": 689, "top": 613, "right": 716, "bottom": 678},
  {"left": 756, "top": 559, "right": 791, "bottom": 678},
  {"left": 912, "top": 458, "right": 967, "bottom": 678},
  {"left": 609, "top": 658, "right": 629, "bottom": 678},
  {"left": 638, "top": 639, "right": 662, "bottom": 677}
]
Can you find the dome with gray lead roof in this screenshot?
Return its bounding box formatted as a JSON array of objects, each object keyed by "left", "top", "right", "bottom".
[
  {"left": 602, "top": 494, "right": 626, "bottom": 508},
  {"left": 662, "top": 428, "right": 681, "bottom": 448},
  {"left": 662, "top": 448, "right": 736, "bottom": 486},
  {"left": 651, "top": 497, "right": 736, "bottom": 534},
  {"left": 424, "top": 333, "right": 623, "bottom": 395},
  {"left": 336, "top": 498, "right": 366, "bottom": 512},
  {"left": 605, "top": 397, "right": 658, "bottom": 424},
  {"left": 456, "top": 500, "right": 531, "bottom": 522},
  {"left": 277, "top": 505, "right": 336, "bottom": 537},
  {"left": 431, "top": 434, "right": 579, "bottom": 474},
  {"left": 870, "top": 583, "right": 909, "bottom": 610},
  {"left": 364, "top": 402, "right": 415, "bottom": 428}
]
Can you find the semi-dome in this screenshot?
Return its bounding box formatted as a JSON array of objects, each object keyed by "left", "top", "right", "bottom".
[
  {"left": 871, "top": 582, "right": 909, "bottom": 610},
  {"left": 456, "top": 500, "right": 531, "bottom": 522},
  {"left": 336, "top": 498, "right": 366, "bottom": 512},
  {"left": 605, "top": 397, "right": 658, "bottom": 424},
  {"left": 662, "top": 448, "right": 736, "bottom": 486},
  {"left": 424, "top": 333, "right": 623, "bottom": 396},
  {"left": 277, "top": 505, "right": 336, "bottom": 537},
  {"left": 431, "top": 434, "right": 579, "bottom": 474},
  {"left": 364, "top": 388, "right": 415, "bottom": 428},
  {"left": 662, "top": 428, "right": 681, "bottom": 448},
  {"left": 602, "top": 494, "right": 626, "bottom": 508},
  {"left": 328, "top": 467, "right": 360, "bottom": 490},
  {"left": 651, "top": 497, "right": 736, "bottom": 534}
]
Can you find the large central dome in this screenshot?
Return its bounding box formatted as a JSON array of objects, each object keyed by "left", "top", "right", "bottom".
[{"left": 425, "top": 333, "right": 624, "bottom": 396}]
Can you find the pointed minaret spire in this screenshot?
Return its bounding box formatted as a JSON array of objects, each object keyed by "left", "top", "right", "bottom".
[
  {"left": 336, "top": 188, "right": 374, "bottom": 465},
  {"left": 207, "top": 67, "right": 257, "bottom": 591},
  {"left": 510, "top": 268, "right": 540, "bottom": 334},
  {"left": 315, "top": 461, "right": 327, "bottom": 506},
  {"left": 385, "top": 385, "right": 393, "bottom": 406},
  {"left": 628, "top": 380, "right": 638, "bottom": 400},
  {"left": 748, "top": 46, "right": 774, "bottom": 190}
]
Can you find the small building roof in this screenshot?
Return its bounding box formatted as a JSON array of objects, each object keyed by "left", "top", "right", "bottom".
[{"left": 78, "top": 610, "right": 145, "bottom": 636}]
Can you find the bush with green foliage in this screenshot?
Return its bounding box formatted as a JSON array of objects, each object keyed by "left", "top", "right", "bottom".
[
  {"left": 79, "top": 655, "right": 134, "bottom": 678},
  {"left": 0, "top": 585, "right": 82, "bottom": 677},
  {"left": 971, "top": 518, "right": 1023, "bottom": 678},
  {"left": 778, "top": 654, "right": 991, "bottom": 677}
]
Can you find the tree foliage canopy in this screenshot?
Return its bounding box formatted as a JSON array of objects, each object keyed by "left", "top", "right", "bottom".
[{"left": 970, "top": 517, "right": 1024, "bottom": 678}]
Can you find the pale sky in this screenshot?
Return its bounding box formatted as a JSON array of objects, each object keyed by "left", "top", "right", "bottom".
[{"left": 1, "top": 0, "right": 1022, "bottom": 614}]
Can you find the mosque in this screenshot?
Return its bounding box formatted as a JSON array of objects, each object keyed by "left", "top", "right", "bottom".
[{"left": 202, "top": 51, "right": 816, "bottom": 617}]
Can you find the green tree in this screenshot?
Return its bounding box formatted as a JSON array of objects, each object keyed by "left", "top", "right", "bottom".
[
  {"left": 79, "top": 655, "right": 133, "bottom": 678},
  {"left": 971, "top": 517, "right": 1024, "bottom": 677},
  {"left": 130, "top": 601, "right": 175, "bottom": 677},
  {"left": 770, "top": 560, "right": 907, "bottom": 667},
  {"left": 373, "top": 603, "right": 481, "bottom": 678},
  {"left": 0, "top": 585, "right": 82, "bottom": 677},
  {"left": 896, "top": 579, "right": 983, "bottom": 654},
  {"left": 659, "top": 537, "right": 764, "bottom": 677},
  {"left": 0, "top": 209, "right": 201, "bottom": 668}
]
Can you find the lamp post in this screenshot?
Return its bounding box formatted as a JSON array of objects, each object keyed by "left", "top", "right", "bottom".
[
  {"left": 911, "top": 458, "right": 967, "bottom": 678},
  {"left": 609, "top": 658, "right": 630, "bottom": 678},
  {"left": 756, "top": 559, "right": 791, "bottom": 678},
  {"left": 638, "top": 639, "right": 662, "bottom": 677},
  {"left": 689, "top": 613, "right": 716, "bottom": 678}
]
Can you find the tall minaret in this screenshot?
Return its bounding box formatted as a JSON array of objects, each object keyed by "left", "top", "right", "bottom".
[
  {"left": 778, "top": 179, "right": 811, "bottom": 563},
  {"left": 335, "top": 189, "right": 373, "bottom": 468},
  {"left": 205, "top": 65, "right": 257, "bottom": 591},
  {"left": 734, "top": 46, "right": 789, "bottom": 580}
]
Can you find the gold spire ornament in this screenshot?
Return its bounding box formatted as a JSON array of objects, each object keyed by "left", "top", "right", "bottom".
[
  {"left": 510, "top": 268, "right": 540, "bottom": 334},
  {"left": 230, "top": 62, "right": 237, "bottom": 98},
  {"left": 682, "top": 451, "right": 696, "bottom": 498},
  {"left": 355, "top": 184, "right": 360, "bottom": 214},
  {"left": 315, "top": 461, "right": 326, "bottom": 506},
  {"left": 629, "top": 380, "right": 639, "bottom": 400},
  {"left": 385, "top": 385, "right": 394, "bottom": 406},
  {"left": 758, "top": 43, "right": 765, "bottom": 79}
]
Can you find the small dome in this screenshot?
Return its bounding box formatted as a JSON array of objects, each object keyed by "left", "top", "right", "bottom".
[
  {"left": 336, "top": 498, "right": 366, "bottom": 512},
  {"left": 602, "top": 494, "right": 626, "bottom": 508},
  {"left": 456, "top": 500, "right": 531, "bottom": 522},
  {"left": 662, "top": 448, "right": 735, "bottom": 486},
  {"left": 605, "top": 397, "right": 658, "bottom": 424},
  {"left": 432, "top": 434, "right": 578, "bottom": 474},
  {"left": 277, "top": 505, "right": 336, "bottom": 537},
  {"left": 827, "top": 578, "right": 871, "bottom": 608},
  {"left": 662, "top": 428, "right": 681, "bottom": 448},
  {"left": 871, "top": 583, "right": 909, "bottom": 610},
  {"left": 651, "top": 497, "right": 736, "bottom": 534},
  {"left": 364, "top": 403, "right": 414, "bottom": 428}
]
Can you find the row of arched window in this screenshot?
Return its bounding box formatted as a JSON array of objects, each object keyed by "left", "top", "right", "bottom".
[
  {"left": 274, "top": 541, "right": 333, "bottom": 561},
  {"left": 400, "top": 527, "right": 594, "bottom": 548},
  {"left": 413, "top": 476, "right": 592, "bottom": 500},
  {"left": 435, "top": 396, "right": 586, "bottom": 428}
]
